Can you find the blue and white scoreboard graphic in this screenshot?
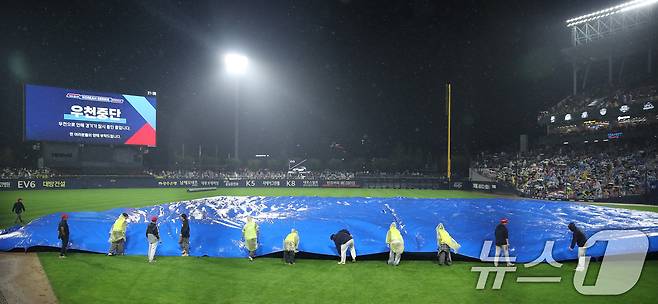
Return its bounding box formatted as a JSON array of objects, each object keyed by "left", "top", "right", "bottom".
[{"left": 24, "top": 84, "right": 156, "bottom": 146}]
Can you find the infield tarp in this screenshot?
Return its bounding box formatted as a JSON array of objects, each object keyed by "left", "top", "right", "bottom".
[{"left": 2, "top": 197, "right": 657, "bottom": 262}]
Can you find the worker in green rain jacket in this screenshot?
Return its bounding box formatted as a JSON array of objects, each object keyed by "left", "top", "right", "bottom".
[
  {"left": 242, "top": 216, "right": 259, "bottom": 260},
  {"left": 436, "top": 223, "right": 461, "bottom": 266},
  {"left": 386, "top": 222, "right": 404, "bottom": 266},
  {"left": 108, "top": 213, "right": 129, "bottom": 256},
  {"left": 283, "top": 229, "right": 299, "bottom": 264}
]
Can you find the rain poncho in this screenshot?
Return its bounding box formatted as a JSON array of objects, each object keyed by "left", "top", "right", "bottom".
[
  {"left": 109, "top": 215, "right": 127, "bottom": 243},
  {"left": 436, "top": 223, "right": 460, "bottom": 253},
  {"left": 242, "top": 218, "right": 259, "bottom": 240},
  {"left": 284, "top": 229, "right": 299, "bottom": 251},
  {"left": 386, "top": 222, "right": 404, "bottom": 253}
]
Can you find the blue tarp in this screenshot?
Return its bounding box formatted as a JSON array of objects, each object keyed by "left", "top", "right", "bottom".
[{"left": 1, "top": 196, "right": 657, "bottom": 262}]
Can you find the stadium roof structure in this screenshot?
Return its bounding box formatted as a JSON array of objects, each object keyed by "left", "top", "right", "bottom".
[
  {"left": 565, "top": 0, "right": 657, "bottom": 46},
  {"left": 561, "top": 0, "right": 657, "bottom": 95}
]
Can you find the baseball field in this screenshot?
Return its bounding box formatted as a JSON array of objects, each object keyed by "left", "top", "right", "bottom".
[{"left": 1, "top": 188, "right": 657, "bottom": 304}]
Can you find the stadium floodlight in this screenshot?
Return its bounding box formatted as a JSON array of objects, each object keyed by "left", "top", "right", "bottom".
[
  {"left": 565, "top": 0, "right": 658, "bottom": 27},
  {"left": 223, "top": 52, "right": 249, "bottom": 159},
  {"left": 224, "top": 53, "right": 249, "bottom": 75}
]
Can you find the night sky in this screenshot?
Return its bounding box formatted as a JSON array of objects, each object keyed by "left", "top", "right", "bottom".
[{"left": 0, "top": 0, "right": 623, "bottom": 166}]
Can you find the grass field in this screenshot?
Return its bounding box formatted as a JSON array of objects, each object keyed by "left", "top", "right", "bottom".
[
  {"left": 38, "top": 253, "right": 658, "bottom": 304},
  {"left": 2, "top": 188, "right": 657, "bottom": 303}
]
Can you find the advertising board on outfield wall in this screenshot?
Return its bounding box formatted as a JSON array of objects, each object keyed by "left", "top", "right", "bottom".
[
  {"left": 0, "top": 177, "right": 499, "bottom": 191},
  {"left": 0, "top": 178, "right": 362, "bottom": 190}
]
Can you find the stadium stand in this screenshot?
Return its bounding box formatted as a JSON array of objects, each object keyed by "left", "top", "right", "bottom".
[
  {"left": 0, "top": 168, "right": 54, "bottom": 179},
  {"left": 537, "top": 79, "right": 658, "bottom": 135},
  {"left": 1, "top": 168, "right": 445, "bottom": 181},
  {"left": 475, "top": 141, "right": 657, "bottom": 200},
  {"left": 547, "top": 82, "right": 656, "bottom": 117}
]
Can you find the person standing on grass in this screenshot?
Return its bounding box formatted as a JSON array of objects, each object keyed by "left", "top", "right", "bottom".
[
  {"left": 494, "top": 218, "right": 514, "bottom": 267},
  {"left": 11, "top": 198, "right": 25, "bottom": 224},
  {"left": 436, "top": 223, "right": 460, "bottom": 266},
  {"left": 108, "top": 213, "right": 129, "bottom": 256},
  {"left": 330, "top": 229, "right": 356, "bottom": 264},
  {"left": 283, "top": 229, "right": 299, "bottom": 265},
  {"left": 385, "top": 222, "right": 404, "bottom": 266},
  {"left": 242, "top": 216, "right": 259, "bottom": 261},
  {"left": 58, "top": 214, "right": 69, "bottom": 258},
  {"left": 179, "top": 214, "right": 190, "bottom": 256},
  {"left": 568, "top": 222, "right": 588, "bottom": 272},
  {"left": 146, "top": 216, "right": 160, "bottom": 263}
]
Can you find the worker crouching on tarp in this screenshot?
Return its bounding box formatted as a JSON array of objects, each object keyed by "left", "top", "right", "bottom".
[
  {"left": 283, "top": 229, "right": 299, "bottom": 265},
  {"left": 386, "top": 222, "right": 404, "bottom": 266},
  {"left": 242, "top": 216, "right": 259, "bottom": 261},
  {"left": 436, "top": 223, "right": 460, "bottom": 266},
  {"left": 108, "top": 213, "right": 129, "bottom": 256},
  {"left": 331, "top": 229, "right": 356, "bottom": 265},
  {"left": 568, "top": 222, "right": 588, "bottom": 272}
]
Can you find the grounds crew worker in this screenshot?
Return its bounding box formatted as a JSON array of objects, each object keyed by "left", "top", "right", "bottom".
[
  {"left": 385, "top": 222, "right": 404, "bottom": 266},
  {"left": 494, "top": 218, "right": 513, "bottom": 267},
  {"left": 568, "top": 222, "right": 588, "bottom": 272},
  {"left": 436, "top": 223, "right": 461, "bottom": 266},
  {"left": 283, "top": 228, "right": 299, "bottom": 264},
  {"left": 330, "top": 229, "right": 356, "bottom": 264},
  {"left": 12, "top": 198, "right": 26, "bottom": 224},
  {"left": 242, "top": 216, "right": 259, "bottom": 260},
  {"left": 146, "top": 216, "right": 160, "bottom": 263},
  {"left": 179, "top": 214, "right": 190, "bottom": 256},
  {"left": 58, "top": 214, "right": 70, "bottom": 258},
  {"left": 108, "top": 213, "right": 129, "bottom": 256}
]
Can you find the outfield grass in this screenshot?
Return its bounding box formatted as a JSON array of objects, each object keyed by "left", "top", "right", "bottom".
[
  {"left": 1, "top": 188, "right": 656, "bottom": 228},
  {"left": 38, "top": 253, "right": 658, "bottom": 304},
  {"left": 590, "top": 203, "right": 658, "bottom": 213}
]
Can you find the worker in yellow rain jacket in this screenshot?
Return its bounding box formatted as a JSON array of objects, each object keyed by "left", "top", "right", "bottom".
[
  {"left": 108, "top": 213, "right": 129, "bottom": 256},
  {"left": 242, "top": 216, "right": 259, "bottom": 260},
  {"left": 386, "top": 222, "right": 404, "bottom": 266},
  {"left": 436, "top": 223, "right": 461, "bottom": 266},
  {"left": 283, "top": 229, "right": 299, "bottom": 265}
]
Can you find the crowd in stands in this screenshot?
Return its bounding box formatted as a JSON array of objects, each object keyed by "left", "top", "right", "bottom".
[
  {"left": 143, "top": 169, "right": 440, "bottom": 180},
  {"left": 0, "top": 167, "right": 54, "bottom": 179},
  {"left": 0, "top": 167, "right": 437, "bottom": 181},
  {"left": 4, "top": 147, "right": 656, "bottom": 201},
  {"left": 139, "top": 169, "right": 356, "bottom": 180},
  {"left": 356, "top": 171, "right": 427, "bottom": 178},
  {"left": 475, "top": 142, "right": 658, "bottom": 200}
]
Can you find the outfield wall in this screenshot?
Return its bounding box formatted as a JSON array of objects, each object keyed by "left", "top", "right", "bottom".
[
  {"left": 2, "top": 177, "right": 654, "bottom": 204},
  {"left": 0, "top": 177, "right": 510, "bottom": 193}
]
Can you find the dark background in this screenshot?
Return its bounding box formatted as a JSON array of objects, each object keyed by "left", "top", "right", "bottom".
[{"left": 0, "top": 0, "right": 623, "bottom": 168}]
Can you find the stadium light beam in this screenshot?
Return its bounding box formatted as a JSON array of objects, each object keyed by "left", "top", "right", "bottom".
[
  {"left": 223, "top": 52, "right": 249, "bottom": 160},
  {"left": 224, "top": 53, "right": 249, "bottom": 75}
]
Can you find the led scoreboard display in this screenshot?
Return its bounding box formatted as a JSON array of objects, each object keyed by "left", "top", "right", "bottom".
[{"left": 24, "top": 84, "right": 156, "bottom": 147}]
